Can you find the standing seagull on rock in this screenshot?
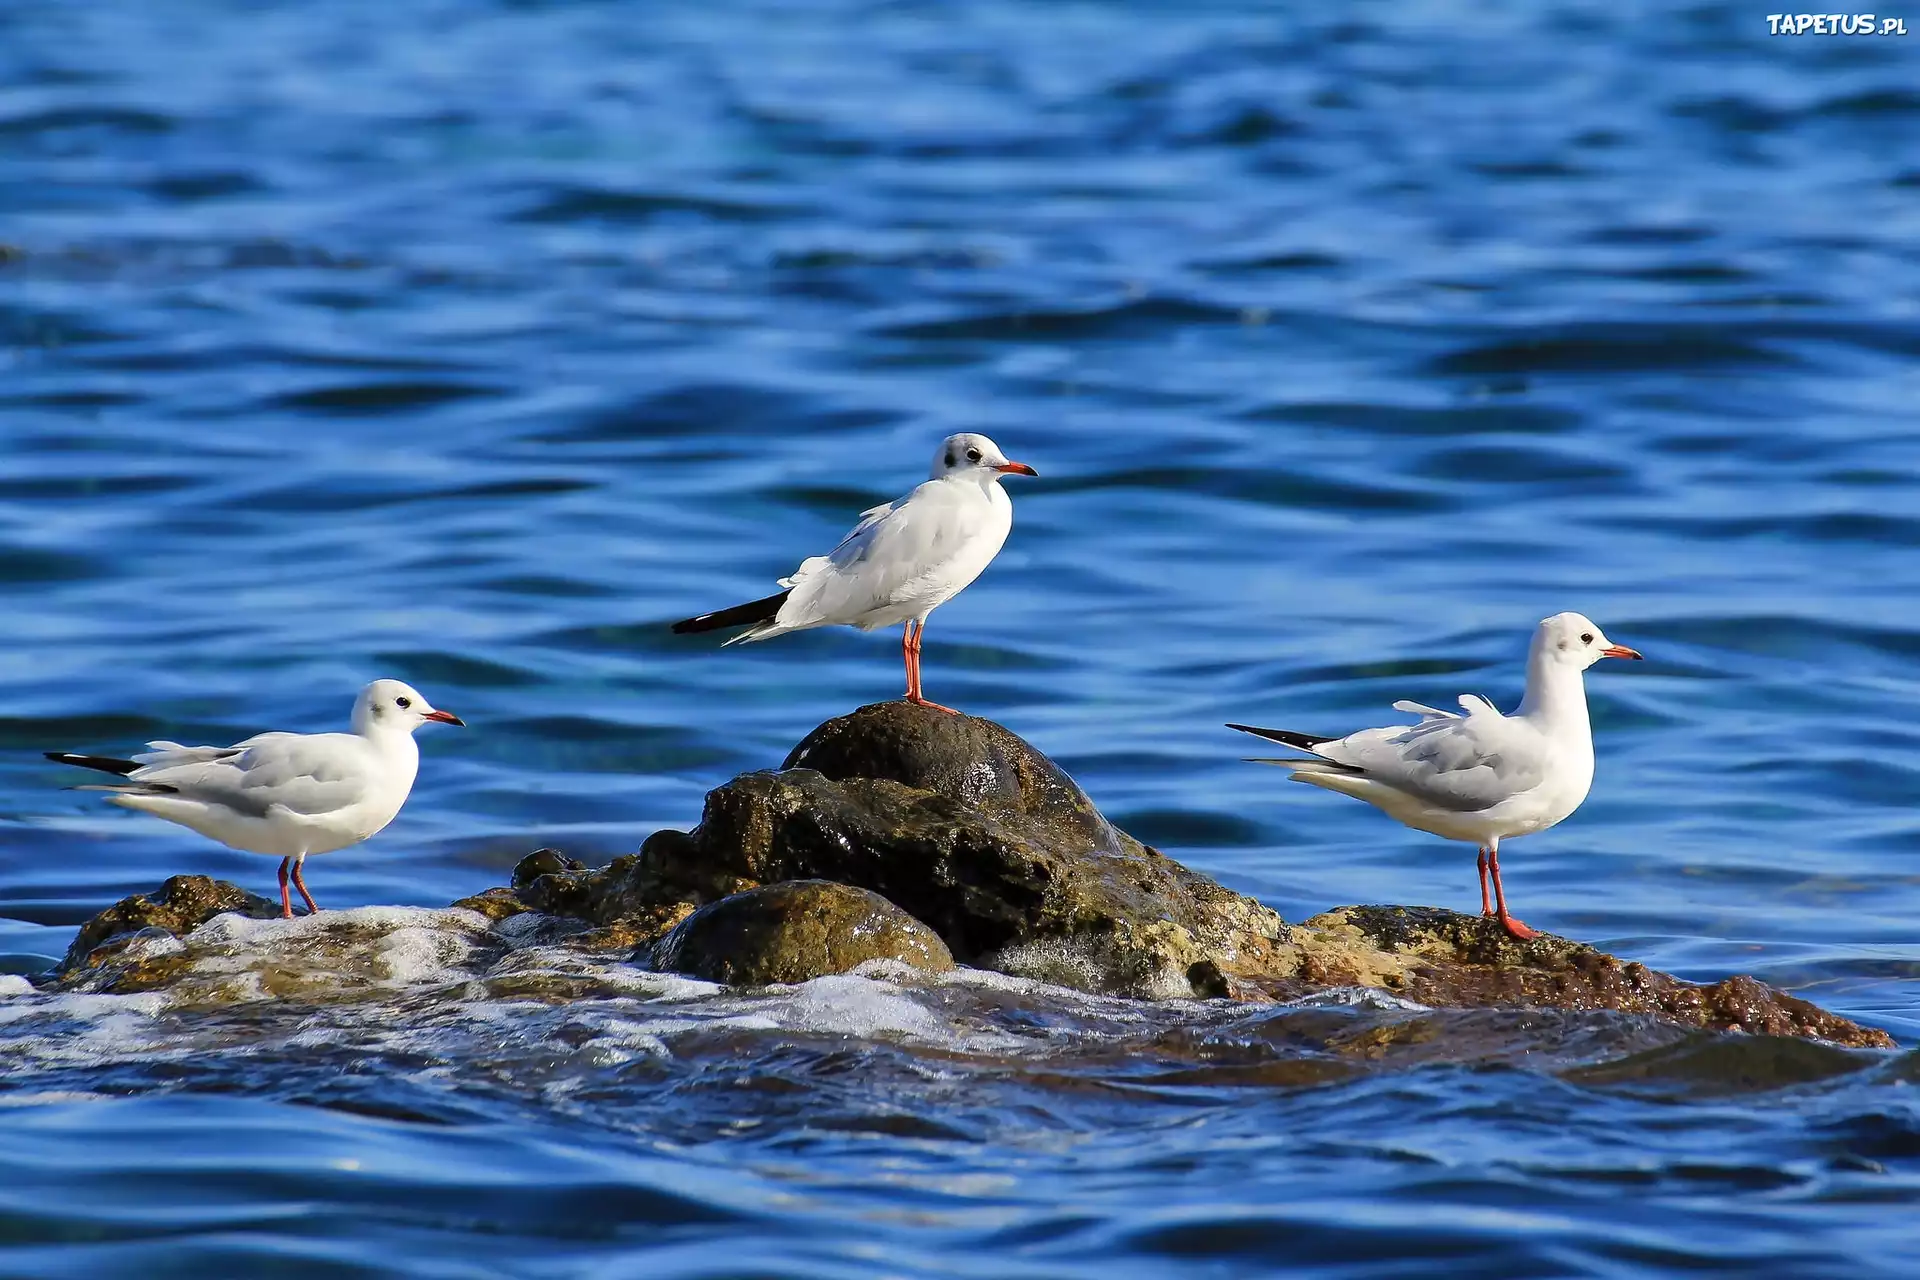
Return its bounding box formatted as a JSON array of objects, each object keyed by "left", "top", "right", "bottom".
[
  {"left": 46, "top": 679, "right": 463, "bottom": 919},
  {"left": 672, "top": 433, "right": 1037, "bottom": 714},
  {"left": 1228, "top": 612, "right": 1642, "bottom": 941}
]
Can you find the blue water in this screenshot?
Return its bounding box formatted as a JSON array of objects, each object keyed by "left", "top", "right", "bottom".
[{"left": 4, "top": 1, "right": 1920, "bottom": 1274}]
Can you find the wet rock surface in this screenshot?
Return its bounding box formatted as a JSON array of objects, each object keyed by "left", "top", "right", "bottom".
[
  {"left": 784, "top": 703, "right": 1125, "bottom": 852},
  {"left": 1272, "top": 907, "right": 1894, "bottom": 1050},
  {"left": 42, "top": 704, "right": 1894, "bottom": 1048},
  {"left": 61, "top": 874, "right": 281, "bottom": 979},
  {"left": 633, "top": 701, "right": 1294, "bottom": 998},
  {"left": 648, "top": 879, "right": 954, "bottom": 985}
]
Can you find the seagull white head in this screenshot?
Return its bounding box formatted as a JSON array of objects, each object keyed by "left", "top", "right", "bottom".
[
  {"left": 352, "top": 679, "right": 465, "bottom": 735},
  {"left": 1532, "top": 612, "right": 1643, "bottom": 671},
  {"left": 931, "top": 432, "right": 1037, "bottom": 482}
]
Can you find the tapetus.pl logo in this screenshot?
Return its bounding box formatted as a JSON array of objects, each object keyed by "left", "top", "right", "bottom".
[{"left": 1766, "top": 12, "right": 1909, "bottom": 33}]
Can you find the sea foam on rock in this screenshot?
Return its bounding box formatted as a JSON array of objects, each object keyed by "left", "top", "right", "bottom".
[{"left": 46, "top": 702, "right": 1895, "bottom": 1048}]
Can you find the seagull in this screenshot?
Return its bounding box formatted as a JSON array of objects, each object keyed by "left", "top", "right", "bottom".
[
  {"left": 46, "top": 679, "right": 463, "bottom": 919},
  {"left": 671, "top": 432, "right": 1037, "bottom": 714},
  {"left": 1228, "top": 612, "right": 1642, "bottom": 941}
]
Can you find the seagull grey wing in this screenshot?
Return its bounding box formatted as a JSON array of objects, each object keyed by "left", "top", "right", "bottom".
[
  {"left": 131, "top": 733, "right": 370, "bottom": 818},
  {"left": 133, "top": 740, "right": 247, "bottom": 767},
  {"left": 1335, "top": 709, "right": 1548, "bottom": 813},
  {"left": 778, "top": 483, "right": 978, "bottom": 624},
  {"left": 777, "top": 500, "right": 898, "bottom": 590}
]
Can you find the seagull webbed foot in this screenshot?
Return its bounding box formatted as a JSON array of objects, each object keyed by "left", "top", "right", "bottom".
[
  {"left": 1496, "top": 914, "right": 1538, "bottom": 942},
  {"left": 904, "top": 694, "right": 961, "bottom": 715}
]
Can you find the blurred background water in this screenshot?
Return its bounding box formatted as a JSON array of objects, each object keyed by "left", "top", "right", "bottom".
[{"left": 3, "top": 1, "right": 1919, "bottom": 1275}]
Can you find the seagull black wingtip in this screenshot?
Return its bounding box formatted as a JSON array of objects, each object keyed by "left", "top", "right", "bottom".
[
  {"left": 1226, "top": 723, "right": 1337, "bottom": 751},
  {"left": 671, "top": 589, "right": 791, "bottom": 635},
  {"left": 45, "top": 751, "right": 141, "bottom": 776}
]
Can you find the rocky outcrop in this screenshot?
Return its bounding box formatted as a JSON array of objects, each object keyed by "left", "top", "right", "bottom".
[
  {"left": 1261, "top": 907, "right": 1890, "bottom": 1048},
  {"left": 42, "top": 703, "right": 1896, "bottom": 1049},
  {"left": 648, "top": 880, "right": 953, "bottom": 985},
  {"left": 621, "top": 702, "right": 1292, "bottom": 997},
  {"left": 61, "top": 874, "right": 281, "bottom": 981}
]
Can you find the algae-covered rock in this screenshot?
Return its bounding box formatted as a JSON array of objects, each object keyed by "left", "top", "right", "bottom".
[
  {"left": 61, "top": 875, "right": 280, "bottom": 975},
  {"left": 648, "top": 879, "right": 954, "bottom": 985},
  {"left": 503, "top": 849, "right": 716, "bottom": 945},
  {"left": 1270, "top": 906, "right": 1894, "bottom": 1050}
]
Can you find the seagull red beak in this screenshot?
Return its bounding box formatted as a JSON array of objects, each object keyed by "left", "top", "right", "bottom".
[
  {"left": 1599, "top": 645, "right": 1643, "bottom": 661},
  {"left": 995, "top": 461, "right": 1038, "bottom": 477},
  {"left": 423, "top": 709, "right": 465, "bottom": 725}
]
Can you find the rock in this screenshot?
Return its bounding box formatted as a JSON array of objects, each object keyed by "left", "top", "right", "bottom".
[
  {"left": 60, "top": 875, "right": 280, "bottom": 975},
  {"left": 1265, "top": 907, "right": 1894, "bottom": 1050},
  {"left": 636, "top": 702, "right": 1291, "bottom": 998},
  {"left": 505, "top": 849, "right": 731, "bottom": 941},
  {"left": 511, "top": 848, "right": 586, "bottom": 886},
  {"left": 784, "top": 704, "right": 1123, "bottom": 853},
  {"left": 43, "top": 708, "right": 1894, "bottom": 1051},
  {"left": 448, "top": 887, "right": 533, "bottom": 923},
  {"left": 648, "top": 880, "right": 954, "bottom": 985}
]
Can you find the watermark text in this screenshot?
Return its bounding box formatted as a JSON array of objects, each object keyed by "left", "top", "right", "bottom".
[{"left": 1767, "top": 13, "right": 1908, "bottom": 33}]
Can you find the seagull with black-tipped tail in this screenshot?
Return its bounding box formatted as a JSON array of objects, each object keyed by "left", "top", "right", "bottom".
[
  {"left": 46, "top": 679, "right": 463, "bottom": 919},
  {"left": 1228, "top": 612, "right": 1642, "bottom": 941},
  {"left": 671, "top": 432, "right": 1037, "bottom": 714}
]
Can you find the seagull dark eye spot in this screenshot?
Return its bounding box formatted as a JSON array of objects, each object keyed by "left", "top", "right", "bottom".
[
  {"left": 944, "top": 451, "right": 955, "bottom": 467},
  {"left": 1580, "top": 633, "right": 1594, "bottom": 645},
  {"left": 396, "top": 696, "right": 412, "bottom": 709},
  {"left": 966, "top": 447, "right": 982, "bottom": 463}
]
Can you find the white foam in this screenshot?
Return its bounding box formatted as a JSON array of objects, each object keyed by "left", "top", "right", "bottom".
[
  {"left": 113, "top": 932, "right": 186, "bottom": 964},
  {"left": 691, "top": 972, "right": 1028, "bottom": 1053},
  {"left": 371, "top": 921, "right": 479, "bottom": 985},
  {"left": 0, "top": 990, "right": 177, "bottom": 1072},
  {"left": 982, "top": 936, "right": 1199, "bottom": 1002},
  {"left": 171, "top": 906, "right": 488, "bottom": 995},
  {"left": 0, "top": 1090, "right": 115, "bottom": 1107},
  {"left": 1283, "top": 985, "right": 1432, "bottom": 1012},
  {"left": 0, "top": 975, "right": 36, "bottom": 998},
  {"left": 482, "top": 947, "right": 723, "bottom": 1000},
  {"left": 187, "top": 905, "right": 485, "bottom": 948}
]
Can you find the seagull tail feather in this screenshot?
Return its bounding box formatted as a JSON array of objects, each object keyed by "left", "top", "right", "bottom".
[
  {"left": 44, "top": 752, "right": 141, "bottom": 777},
  {"left": 1241, "top": 756, "right": 1366, "bottom": 776},
  {"left": 1225, "top": 723, "right": 1336, "bottom": 752},
  {"left": 671, "top": 590, "right": 792, "bottom": 636}
]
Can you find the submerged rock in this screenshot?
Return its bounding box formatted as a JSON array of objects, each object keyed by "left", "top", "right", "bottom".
[
  {"left": 648, "top": 879, "right": 953, "bottom": 985},
  {"left": 44, "top": 704, "right": 1894, "bottom": 1049},
  {"left": 61, "top": 874, "right": 281, "bottom": 979}
]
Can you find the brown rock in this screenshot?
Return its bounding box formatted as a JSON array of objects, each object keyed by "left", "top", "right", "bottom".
[
  {"left": 60, "top": 875, "right": 280, "bottom": 974},
  {"left": 449, "top": 887, "right": 533, "bottom": 923},
  {"left": 635, "top": 702, "right": 1291, "bottom": 997},
  {"left": 648, "top": 879, "right": 954, "bottom": 985},
  {"left": 784, "top": 702, "right": 1122, "bottom": 852},
  {"left": 1265, "top": 907, "right": 1894, "bottom": 1050}
]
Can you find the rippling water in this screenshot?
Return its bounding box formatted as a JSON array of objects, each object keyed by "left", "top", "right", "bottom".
[{"left": 3, "top": 2, "right": 1919, "bottom": 1275}]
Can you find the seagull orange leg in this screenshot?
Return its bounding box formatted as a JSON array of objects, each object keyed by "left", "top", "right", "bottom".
[
  {"left": 290, "top": 856, "right": 320, "bottom": 915},
  {"left": 903, "top": 619, "right": 958, "bottom": 715},
  {"left": 901, "top": 622, "right": 915, "bottom": 698},
  {"left": 1487, "top": 843, "right": 1537, "bottom": 941},
  {"left": 1476, "top": 847, "right": 1493, "bottom": 917},
  {"left": 276, "top": 857, "right": 295, "bottom": 920}
]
